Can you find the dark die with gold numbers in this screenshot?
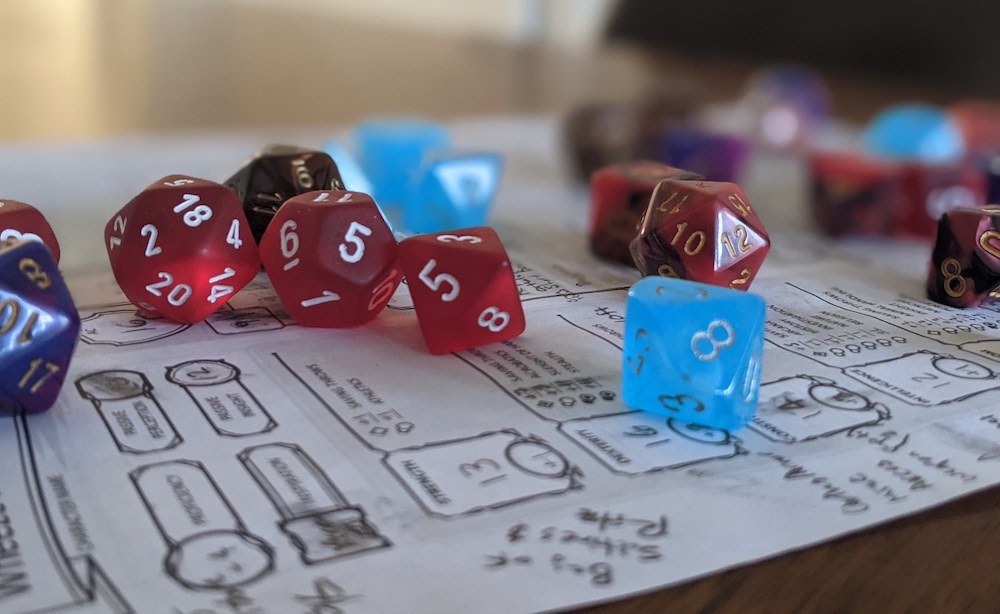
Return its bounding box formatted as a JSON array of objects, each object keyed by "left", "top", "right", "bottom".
[
  {"left": 927, "top": 206, "right": 1000, "bottom": 308},
  {"left": 0, "top": 238, "right": 80, "bottom": 414},
  {"left": 225, "top": 145, "right": 345, "bottom": 243}
]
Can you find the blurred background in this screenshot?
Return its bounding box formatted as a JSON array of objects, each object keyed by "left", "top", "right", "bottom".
[{"left": 0, "top": 0, "right": 978, "bottom": 141}]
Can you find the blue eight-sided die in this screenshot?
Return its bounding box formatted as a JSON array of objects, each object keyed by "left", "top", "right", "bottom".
[
  {"left": 405, "top": 151, "right": 504, "bottom": 233},
  {"left": 354, "top": 118, "right": 451, "bottom": 212},
  {"left": 621, "top": 276, "right": 766, "bottom": 430}
]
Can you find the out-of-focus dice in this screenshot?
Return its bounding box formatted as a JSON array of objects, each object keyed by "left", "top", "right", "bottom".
[
  {"left": 658, "top": 126, "right": 750, "bottom": 183},
  {"left": 0, "top": 199, "right": 61, "bottom": 262},
  {"left": 354, "top": 119, "right": 451, "bottom": 212},
  {"left": 259, "top": 190, "right": 401, "bottom": 328},
  {"left": 621, "top": 276, "right": 765, "bottom": 431},
  {"left": 562, "top": 90, "right": 700, "bottom": 182},
  {"left": 323, "top": 140, "right": 374, "bottom": 196},
  {"left": 226, "top": 145, "right": 345, "bottom": 244},
  {"left": 949, "top": 100, "right": 1000, "bottom": 156},
  {"left": 399, "top": 227, "right": 524, "bottom": 354},
  {"left": 589, "top": 161, "right": 703, "bottom": 266},
  {"left": 105, "top": 175, "right": 260, "bottom": 323},
  {"left": 0, "top": 238, "right": 80, "bottom": 414},
  {"left": 807, "top": 151, "right": 904, "bottom": 237},
  {"left": 863, "top": 104, "right": 966, "bottom": 164},
  {"left": 898, "top": 162, "right": 985, "bottom": 238},
  {"left": 927, "top": 206, "right": 1000, "bottom": 308},
  {"left": 631, "top": 179, "right": 770, "bottom": 290},
  {"left": 983, "top": 154, "right": 1000, "bottom": 205},
  {"left": 405, "top": 152, "right": 504, "bottom": 234},
  {"left": 739, "top": 65, "right": 830, "bottom": 150}
]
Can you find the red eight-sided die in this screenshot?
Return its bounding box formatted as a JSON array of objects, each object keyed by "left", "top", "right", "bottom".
[{"left": 399, "top": 227, "right": 525, "bottom": 354}]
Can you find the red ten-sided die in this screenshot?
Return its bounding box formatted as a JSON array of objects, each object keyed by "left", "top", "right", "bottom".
[
  {"left": 0, "top": 199, "right": 61, "bottom": 262},
  {"left": 259, "top": 190, "right": 402, "bottom": 327},
  {"left": 399, "top": 227, "right": 525, "bottom": 354},
  {"left": 105, "top": 175, "right": 260, "bottom": 323}
]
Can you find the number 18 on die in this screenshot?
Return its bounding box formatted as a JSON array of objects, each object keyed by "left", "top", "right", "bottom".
[{"left": 621, "top": 277, "right": 766, "bottom": 431}]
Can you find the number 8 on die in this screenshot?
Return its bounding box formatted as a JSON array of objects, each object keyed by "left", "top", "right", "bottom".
[{"left": 400, "top": 227, "right": 525, "bottom": 354}]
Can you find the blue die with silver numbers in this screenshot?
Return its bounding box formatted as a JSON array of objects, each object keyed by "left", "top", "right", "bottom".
[{"left": 622, "top": 276, "right": 766, "bottom": 431}]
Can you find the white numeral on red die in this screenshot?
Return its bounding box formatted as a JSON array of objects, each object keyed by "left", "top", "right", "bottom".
[
  {"left": 207, "top": 267, "right": 236, "bottom": 303},
  {"left": 300, "top": 290, "right": 340, "bottom": 307},
  {"left": 280, "top": 220, "right": 300, "bottom": 270},
  {"left": 145, "top": 272, "right": 193, "bottom": 306},
  {"left": 437, "top": 234, "right": 482, "bottom": 244},
  {"left": 226, "top": 219, "right": 243, "bottom": 249},
  {"left": 0, "top": 229, "right": 42, "bottom": 243},
  {"left": 109, "top": 215, "right": 127, "bottom": 249},
  {"left": 339, "top": 221, "right": 372, "bottom": 263},
  {"left": 173, "top": 194, "right": 213, "bottom": 227},
  {"left": 164, "top": 178, "right": 195, "bottom": 187},
  {"left": 418, "top": 259, "right": 460, "bottom": 302},
  {"left": 477, "top": 306, "right": 509, "bottom": 332},
  {"left": 140, "top": 224, "right": 162, "bottom": 256},
  {"left": 368, "top": 269, "right": 400, "bottom": 311}
]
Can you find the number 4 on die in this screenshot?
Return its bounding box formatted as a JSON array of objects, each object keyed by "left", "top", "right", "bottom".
[{"left": 399, "top": 228, "right": 525, "bottom": 354}]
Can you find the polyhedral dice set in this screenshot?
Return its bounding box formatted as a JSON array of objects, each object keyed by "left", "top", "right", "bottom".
[
  {"left": 101, "top": 133, "right": 524, "bottom": 358},
  {"left": 21, "top": 82, "right": 1000, "bottom": 437},
  {"left": 572, "top": 75, "right": 1000, "bottom": 432}
]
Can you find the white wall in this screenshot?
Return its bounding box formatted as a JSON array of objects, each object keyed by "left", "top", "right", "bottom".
[{"left": 222, "top": 0, "right": 614, "bottom": 48}]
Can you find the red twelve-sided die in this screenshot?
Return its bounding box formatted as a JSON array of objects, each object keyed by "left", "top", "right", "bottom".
[
  {"left": 105, "top": 175, "right": 260, "bottom": 323},
  {"left": 259, "top": 190, "right": 402, "bottom": 327},
  {"left": 0, "top": 199, "right": 61, "bottom": 262},
  {"left": 631, "top": 179, "right": 770, "bottom": 289},
  {"left": 399, "top": 227, "right": 525, "bottom": 354}
]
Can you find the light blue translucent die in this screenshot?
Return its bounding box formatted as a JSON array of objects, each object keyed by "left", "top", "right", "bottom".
[
  {"left": 863, "top": 103, "right": 966, "bottom": 164},
  {"left": 622, "top": 276, "right": 766, "bottom": 431},
  {"left": 404, "top": 152, "right": 504, "bottom": 233},
  {"left": 354, "top": 118, "right": 451, "bottom": 212},
  {"left": 323, "top": 140, "right": 374, "bottom": 196}
]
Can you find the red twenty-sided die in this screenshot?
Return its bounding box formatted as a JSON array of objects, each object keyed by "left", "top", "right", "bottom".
[
  {"left": 105, "top": 175, "right": 260, "bottom": 323},
  {"left": 589, "top": 161, "right": 703, "bottom": 266},
  {"left": 399, "top": 227, "right": 525, "bottom": 354},
  {"left": 0, "top": 199, "right": 61, "bottom": 262},
  {"left": 259, "top": 190, "right": 401, "bottom": 327},
  {"left": 630, "top": 179, "right": 770, "bottom": 290}
]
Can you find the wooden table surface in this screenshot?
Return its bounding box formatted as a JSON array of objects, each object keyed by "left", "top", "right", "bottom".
[{"left": 3, "top": 2, "right": 998, "bottom": 612}]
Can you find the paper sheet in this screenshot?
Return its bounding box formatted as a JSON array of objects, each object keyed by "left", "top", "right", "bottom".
[{"left": 2, "top": 118, "right": 1000, "bottom": 613}]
